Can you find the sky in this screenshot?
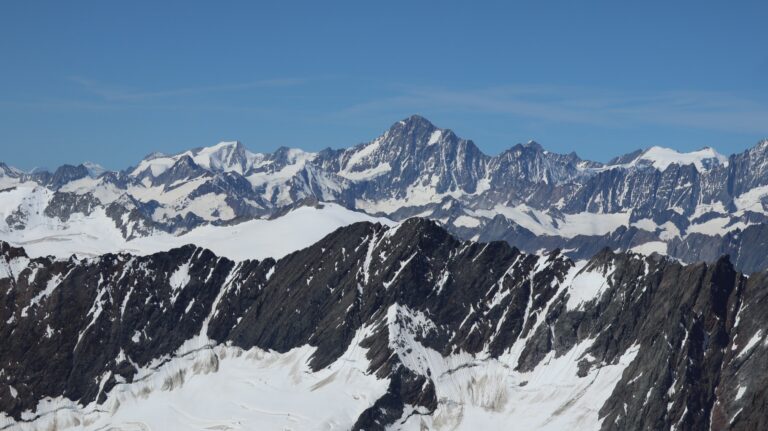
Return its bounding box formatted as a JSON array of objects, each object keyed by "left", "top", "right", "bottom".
[{"left": 1, "top": 1, "right": 767, "bottom": 170}]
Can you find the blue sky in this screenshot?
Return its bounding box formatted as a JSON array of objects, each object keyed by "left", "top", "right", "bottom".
[{"left": 1, "top": 1, "right": 767, "bottom": 170}]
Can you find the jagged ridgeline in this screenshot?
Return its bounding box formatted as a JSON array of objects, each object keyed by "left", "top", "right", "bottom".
[
  {"left": 1, "top": 219, "right": 766, "bottom": 430},
  {"left": 3, "top": 115, "right": 768, "bottom": 273}
]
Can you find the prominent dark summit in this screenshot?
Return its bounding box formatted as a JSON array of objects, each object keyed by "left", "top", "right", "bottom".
[{"left": 1, "top": 219, "right": 767, "bottom": 429}]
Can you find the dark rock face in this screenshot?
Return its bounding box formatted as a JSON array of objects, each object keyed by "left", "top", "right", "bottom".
[
  {"left": 45, "top": 165, "right": 91, "bottom": 190},
  {"left": 332, "top": 115, "right": 489, "bottom": 200},
  {"left": 43, "top": 192, "right": 101, "bottom": 221},
  {"left": 475, "top": 218, "right": 661, "bottom": 261},
  {"left": 1, "top": 219, "right": 766, "bottom": 429},
  {"left": 668, "top": 223, "right": 768, "bottom": 274},
  {"left": 0, "top": 243, "right": 261, "bottom": 417}
]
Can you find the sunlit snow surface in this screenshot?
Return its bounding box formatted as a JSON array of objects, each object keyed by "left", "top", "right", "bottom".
[
  {"left": 0, "top": 185, "right": 393, "bottom": 261},
  {"left": 613, "top": 146, "right": 728, "bottom": 172},
  {"left": 1, "top": 330, "right": 388, "bottom": 431},
  {"left": 472, "top": 204, "right": 631, "bottom": 238},
  {"left": 397, "top": 341, "right": 639, "bottom": 431},
  {"left": 0, "top": 176, "right": 649, "bottom": 429},
  {"left": 3, "top": 302, "right": 640, "bottom": 431}
]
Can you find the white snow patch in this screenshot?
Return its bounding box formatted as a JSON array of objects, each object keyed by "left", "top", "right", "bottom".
[
  {"left": 2, "top": 200, "right": 393, "bottom": 262},
  {"left": 1, "top": 328, "right": 387, "bottom": 431},
  {"left": 735, "top": 385, "right": 747, "bottom": 401},
  {"left": 396, "top": 334, "right": 641, "bottom": 430},
  {"left": 337, "top": 162, "right": 391, "bottom": 181},
  {"left": 453, "top": 215, "right": 481, "bottom": 228},
  {"left": 427, "top": 129, "right": 443, "bottom": 146},
  {"left": 132, "top": 141, "right": 266, "bottom": 177},
  {"left": 21, "top": 274, "right": 62, "bottom": 317},
  {"left": 686, "top": 217, "right": 733, "bottom": 236},
  {"left": 169, "top": 262, "right": 191, "bottom": 303},
  {"left": 560, "top": 212, "right": 631, "bottom": 237},
  {"left": 631, "top": 241, "right": 667, "bottom": 256},
  {"left": 632, "top": 218, "right": 658, "bottom": 232},
  {"left": 736, "top": 330, "right": 763, "bottom": 358},
  {"left": 734, "top": 184, "right": 768, "bottom": 214},
  {"left": 473, "top": 205, "right": 630, "bottom": 238},
  {"left": 565, "top": 264, "right": 614, "bottom": 310},
  {"left": 616, "top": 146, "right": 728, "bottom": 171}
]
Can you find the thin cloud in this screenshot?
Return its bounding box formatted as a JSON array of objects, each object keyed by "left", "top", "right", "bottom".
[
  {"left": 69, "top": 76, "right": 307, "bottom": 102},
  {"left": 0, "top": 98, "right": 280, "bottom": 114},
  {"left": 0, "top": 76, "right": 309, "bottom": 113},
  {"left": 333, "top": 85, "right": 768, "bottom": 135},
  {"left": 0, "top": 99, "right": 123, "bottom": 111}
]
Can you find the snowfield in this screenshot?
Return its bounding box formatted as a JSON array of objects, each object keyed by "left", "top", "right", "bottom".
[
  {"left": 0, "top": 185, "right": 393, "bottom": 261},
  {"left": 612, "top": 146, "right": 728, "bottom": 171},
  {"left": 0, "top": 333, "right": 388, "bottom": 431},
  {"left": 1, "top": 306, "right": 639, "bottom": 431}
]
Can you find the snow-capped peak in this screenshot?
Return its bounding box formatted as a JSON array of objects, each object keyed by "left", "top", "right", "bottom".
[
  {"left": 82, "top": 161, "right": 106, "bottom": 178},
  {"left": 131, "top": 141, "right": 264, "bottom": 177},
  {"left": 618, "top": 145, "right": 728, "bottom": 171},
  {"left": 191, "top": 141, "right": 261, "bottom": 174},
  {"left": 0, "top": 162, "right": 23, "bottom": 177}
]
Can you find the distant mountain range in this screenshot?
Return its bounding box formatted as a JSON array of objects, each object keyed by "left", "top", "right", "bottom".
[
  {"left": 3, "top": 117, "right": 768, "bottom": 430},
  {"left": 2, "top": 114, "right": 768, "bottom": 271}
]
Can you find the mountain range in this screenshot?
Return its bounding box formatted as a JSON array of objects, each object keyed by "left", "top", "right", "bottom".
[
  {"left": 2, "top": 116, "right": 768, "bottom": 430},
  {"left": 2, "top": 115, "right": 768, "bottom": 271}
]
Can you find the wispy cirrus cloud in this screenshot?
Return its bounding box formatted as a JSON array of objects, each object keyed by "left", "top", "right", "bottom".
[
  {"left": 68, "top": 76, "right": 307, "bottom": 102},
  {"left": 333, "top": 84, "right": 768, "bottom": 135},
  {"left": 0, "top": 76, "right": 309, "bottom": 113},
  {"left": 3, "top": 77, "right": 766, "bottom": 137},
  {"left": 0, "top": 97, "right": 284, "bottom": 115}
]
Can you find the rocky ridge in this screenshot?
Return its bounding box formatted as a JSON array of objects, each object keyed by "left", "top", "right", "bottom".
[{"left": 1, "top": 219, "right": 766, "bottom": 429}]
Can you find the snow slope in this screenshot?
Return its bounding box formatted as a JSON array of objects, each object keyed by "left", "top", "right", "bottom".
[
  {"left": 131, "top": 141, "right": 265, "bottom": 177},
  {"left": 0, "top": 185, "right": 393, "bottom": 261},
  {"left": 127, "top": 203, "right": 394, "bottom": 261},
  {"left": 3, "top": 305, "right": 639, "bottom": 431},
  {"left": 472, "top": 205, "right": 630, "bottom": 238},
  {"left": 1, "top": 331, "right": 388, "bottom": 431},
  {"left": 621, "top": 146, "right": 728, "bottom": 171},
  {"left": 395, "top": 339, "right": 639, "bottom": 430}
]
